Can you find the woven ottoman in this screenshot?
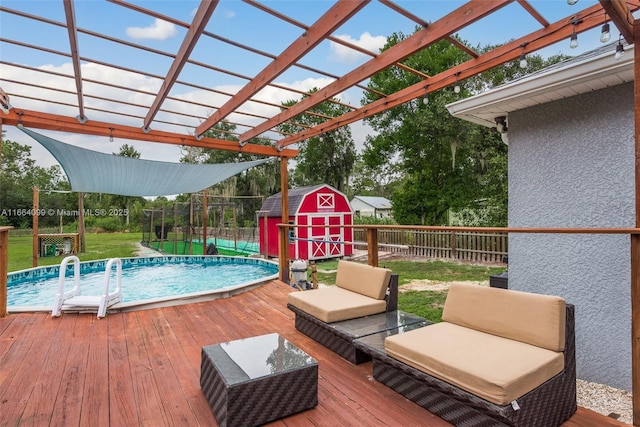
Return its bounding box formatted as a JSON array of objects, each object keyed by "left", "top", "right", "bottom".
[{"left": 200, "top": 333, "right": 318, "bottom": 427}]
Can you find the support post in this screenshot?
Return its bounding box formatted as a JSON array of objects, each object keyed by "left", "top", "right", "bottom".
[
  {"left": 189, "top": 195, "right": 194, "bottom": 255},
  {"left": 78, "top": 192, "right": 85, "bottom": 253},
  {"left": 278, "top": 157, "right": 289, "bottom": 282},
  {"left": 632, "top": 236, "right": 640, "bottom": 426},
  {"left": 149, "top": 209, "right": 154, "bottom": 248},
  {"left": 160, "top": 207, "right": 166, "bottom": 252},
  {"left": 32, "top": 187, "right": 39, "bottom": 267},
  {"left": 263, "top": 211, "right": 269, "bottom": 259},
  {"left": 203, "top": 190, "right": 208, "bottom": 255},
  {"left": 173, "top": 203, "right": 178, "bottom": 254},
  {"left": 632, "top": 24, "right": 640, "bottom": 426},
  {"left": 0, "top": 226, "right": 12, "bottom": 318},
  {"left": 367, "top": 227, "right": 378, "bottom": 267}
]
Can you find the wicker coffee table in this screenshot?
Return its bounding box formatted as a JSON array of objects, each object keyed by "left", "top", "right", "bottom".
[{"left": 200, "top": 333, "right": 318, "bottom": 427}]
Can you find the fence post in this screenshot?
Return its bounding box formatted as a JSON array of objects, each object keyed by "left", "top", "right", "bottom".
[
  {"left": 450, "top": 230, "right": 457, "bottom": 259},
  {"left": 367, "top": 228, "right": 379, "bottom": 267}
]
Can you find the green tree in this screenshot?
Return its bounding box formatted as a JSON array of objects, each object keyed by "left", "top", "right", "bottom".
[
  {"left": 0, "top": 139, "right": 67, "bottom": 228},
  {"left": 111, "top": 143, "right": 145, "bottom": 227},
  {"left": 361, "top": 31, "right": 568, "bottom": 226},
  {"left": 362, "top": 33, "right": 496, "bottom": 225},
  {"left": 280, "top": 89, "right": 356, "bottom": 193},
  {"left": 179, "top": 122, "right": 280, "bottom": 227},
  {"left": 348, "top": 156, "right": 401, "bottom": 200}
]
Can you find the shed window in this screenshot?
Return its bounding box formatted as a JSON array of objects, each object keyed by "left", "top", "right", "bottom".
[{"left": 317, "top": 193, "right": 335, "bottom": 209}]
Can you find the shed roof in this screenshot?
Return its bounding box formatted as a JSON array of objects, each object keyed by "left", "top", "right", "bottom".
[
  {"left": 259, "top": 184, "right": 327, "bottom": 217},
  {"left": 351, "top": 196, "right": 392, "bottom": 210}
]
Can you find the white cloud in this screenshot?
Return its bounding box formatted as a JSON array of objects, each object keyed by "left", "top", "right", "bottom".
[
  {"left": 126, "top": 19, "right": 177, "bottom": 41},
  {"left": 1, "top": 60, "right": 364, "bottom": 167},
  {"left": 330, "top": 32, "right": 387, "bottom": 64}
]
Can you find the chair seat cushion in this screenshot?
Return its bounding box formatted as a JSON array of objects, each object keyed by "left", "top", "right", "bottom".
[
  {"left": 385, "top": 322, "right": 565, "bottom": 405},
  {"left": 287, "top": 286, "right": 387, "bottom": 323}
]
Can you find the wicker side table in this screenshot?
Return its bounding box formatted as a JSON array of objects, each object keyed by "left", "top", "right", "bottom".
[{"left": 200, "top": 333, "right": 318, "bottom": 427}]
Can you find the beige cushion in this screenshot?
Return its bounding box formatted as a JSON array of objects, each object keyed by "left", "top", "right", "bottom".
[
  {"left": 287, "top": 286, "right": 387, "bottom": 323},
  {"left": 442, "top": 283, "right": 566, "bottom": 352},
  {"left": 335, "top": 260, "right": 392, "bottom": 300},
  {"left": 385, "top": 322, "right": 565, "bottom": 405}
]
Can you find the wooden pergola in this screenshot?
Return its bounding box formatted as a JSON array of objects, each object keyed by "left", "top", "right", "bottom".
[{"left": 1, "top": 0, "right": 640, "bottom": 424}]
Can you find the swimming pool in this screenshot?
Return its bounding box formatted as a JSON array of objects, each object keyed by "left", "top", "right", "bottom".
[{"left": 7, "top": 255, "right": 279, "bottom": 312}]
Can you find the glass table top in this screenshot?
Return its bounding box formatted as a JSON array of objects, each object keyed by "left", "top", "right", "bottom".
[
  {"left": 354, "top": 320, "right": 432, "bottom": 352},
  {"left": 203, "top": 333, "right": 317, "bottom": 385},
  {"left": 329, "top": 310, "right": 428, "bottom": 338}
]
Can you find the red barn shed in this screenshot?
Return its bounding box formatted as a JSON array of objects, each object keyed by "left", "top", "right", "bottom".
[{"left": 258, "top": 184, "right": 353, "bottom": 261}]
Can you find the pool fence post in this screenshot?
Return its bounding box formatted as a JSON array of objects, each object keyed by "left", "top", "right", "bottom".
[
  {"left": 78, "top": 192, "right": 85, "bottom": 253},
  {"left": 32, "top": 186, "right": 39, "bottom": 267},
  {"left": 189, "top": 195, "right": 194, "bottom": 255},
  {"left": 202, "top": 190, "right": 208, "bottom": 256},
  {"left": 174, "top": 203, "right": 178, "bottom": 255},
  {"left": 160, "top": 207, "right": 165, "bottom": 252}
]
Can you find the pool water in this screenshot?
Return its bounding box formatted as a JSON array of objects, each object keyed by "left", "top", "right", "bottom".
[{"left": 8, "top": 256, "right": 279, "bottom": 309}]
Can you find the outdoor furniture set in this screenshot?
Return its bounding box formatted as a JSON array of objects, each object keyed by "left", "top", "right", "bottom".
[
  {"left": 199, "top": 259, "right": 576, "bottom": 426},
  {"left": 287, "top": 260, "right": 577, "bottom": 427}
]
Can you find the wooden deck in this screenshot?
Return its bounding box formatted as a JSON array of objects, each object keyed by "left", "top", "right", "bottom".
[{"left": 0, "top": 280, "right": 630, "bottom": 426}]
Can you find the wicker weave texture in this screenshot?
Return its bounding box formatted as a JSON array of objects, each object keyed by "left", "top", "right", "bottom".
[
  {"left": 292, "top": 307, "right": 371, "bottom": 364},
  {"left": 365, "top": 305, "right": 577, "bottom": 427},
  {"left": 200, "top": 347, "right": 318, "bottom": 426}
]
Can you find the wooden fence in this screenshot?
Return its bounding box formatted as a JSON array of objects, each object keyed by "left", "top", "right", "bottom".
[{"left": 352, "top": 228, "right": 508, "bottom": 263}]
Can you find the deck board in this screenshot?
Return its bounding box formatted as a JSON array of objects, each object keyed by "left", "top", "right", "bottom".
[{"left": 0, "top": 280, "right": 630, "bottom": 426}]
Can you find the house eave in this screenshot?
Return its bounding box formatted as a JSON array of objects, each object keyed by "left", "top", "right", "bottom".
[{"left": 446, "top": 44, "right": 634, "bottom": 128}]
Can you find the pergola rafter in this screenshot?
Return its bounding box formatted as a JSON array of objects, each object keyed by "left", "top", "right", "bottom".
[
  {"left": 62, "top": 0, "right": 85, "bottom": 123},
  {"left": 276, "top": 1, "right": 614, "bottom": 148},
  {"left": 238, "top": 0, "right": 511, "bottom": 144},
  {"left": 195, "top": 0, "right": 370, "bottom": 138}
]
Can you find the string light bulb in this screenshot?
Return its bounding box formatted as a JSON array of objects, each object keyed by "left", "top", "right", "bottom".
[
  {"left": 567, "top": 0, "right": 578, "bottom": 5},
  {"left": 519, "top": 53, "right": 528, "bottom": 69},
  {"left": 600, "top": 22, "right": 611, "bottom": 43},
  {"left": 422, "top": 85, "right": 429, "bottom": 105},
  {"left": 569, "top": 32, "right": 578, "bottom": 49},
  {"left": 615, "top": 37, "right": 625, "bottom": 60},
  {"left": 453, "top": 73, "right": 461, "bottom": 94}
]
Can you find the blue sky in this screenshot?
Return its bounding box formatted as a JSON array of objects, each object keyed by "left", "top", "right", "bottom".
[{"left": 0, "top": 0, "right": 618, "bottom": 168}]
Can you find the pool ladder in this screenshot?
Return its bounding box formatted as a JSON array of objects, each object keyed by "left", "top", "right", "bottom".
[{"left": 52, "top": 255, "right": 123, "bottom": 319}]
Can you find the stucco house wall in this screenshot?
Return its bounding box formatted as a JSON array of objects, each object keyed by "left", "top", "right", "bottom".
[{"left": 508, "top": 82, "right": 634, "bottom": 389}]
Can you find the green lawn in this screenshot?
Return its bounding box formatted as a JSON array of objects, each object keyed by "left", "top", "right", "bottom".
[{"left": 8, "top": 233, "right": 141, "bottom": 272}]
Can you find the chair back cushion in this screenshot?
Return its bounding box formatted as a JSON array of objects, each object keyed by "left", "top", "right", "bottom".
[
  {"left": 335, "top": 260, "right": 392, "bottom": 300},
  {"left": 442, "top": 283, "right": 566, "bottom": 352}
]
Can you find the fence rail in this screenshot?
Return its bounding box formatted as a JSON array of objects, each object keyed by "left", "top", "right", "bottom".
[{"left": 352, "top": 228, "right": 508, "bottom": 263}]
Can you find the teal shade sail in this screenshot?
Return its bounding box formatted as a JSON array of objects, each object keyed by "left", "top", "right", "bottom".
[{"left": 20, "top": 127, "right": 271, "bottom": 197}]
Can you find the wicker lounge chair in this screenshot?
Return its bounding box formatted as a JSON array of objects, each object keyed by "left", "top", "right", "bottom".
[
  {"left": 287, "top": 260, "right": 398, "bottom": 363},
  {"left": 355, "top": 284, "right": 577, "bottom": 427}
]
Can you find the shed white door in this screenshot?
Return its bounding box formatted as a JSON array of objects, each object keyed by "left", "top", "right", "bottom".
[{"left": 307, "top": 214, "right": 345, "bottom": 260}]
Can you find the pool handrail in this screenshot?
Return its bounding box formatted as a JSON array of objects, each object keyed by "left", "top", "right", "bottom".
[{"left": 51, "top": 256, "right": 123, "bottom": 319}]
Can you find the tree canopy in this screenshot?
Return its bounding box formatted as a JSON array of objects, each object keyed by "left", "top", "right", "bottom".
[
  {"left": 359, "top": 30, "right": 568, "bottom": 226},
  {"left": 279, "top": 88, "right": 356, "bottom": 193}
]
